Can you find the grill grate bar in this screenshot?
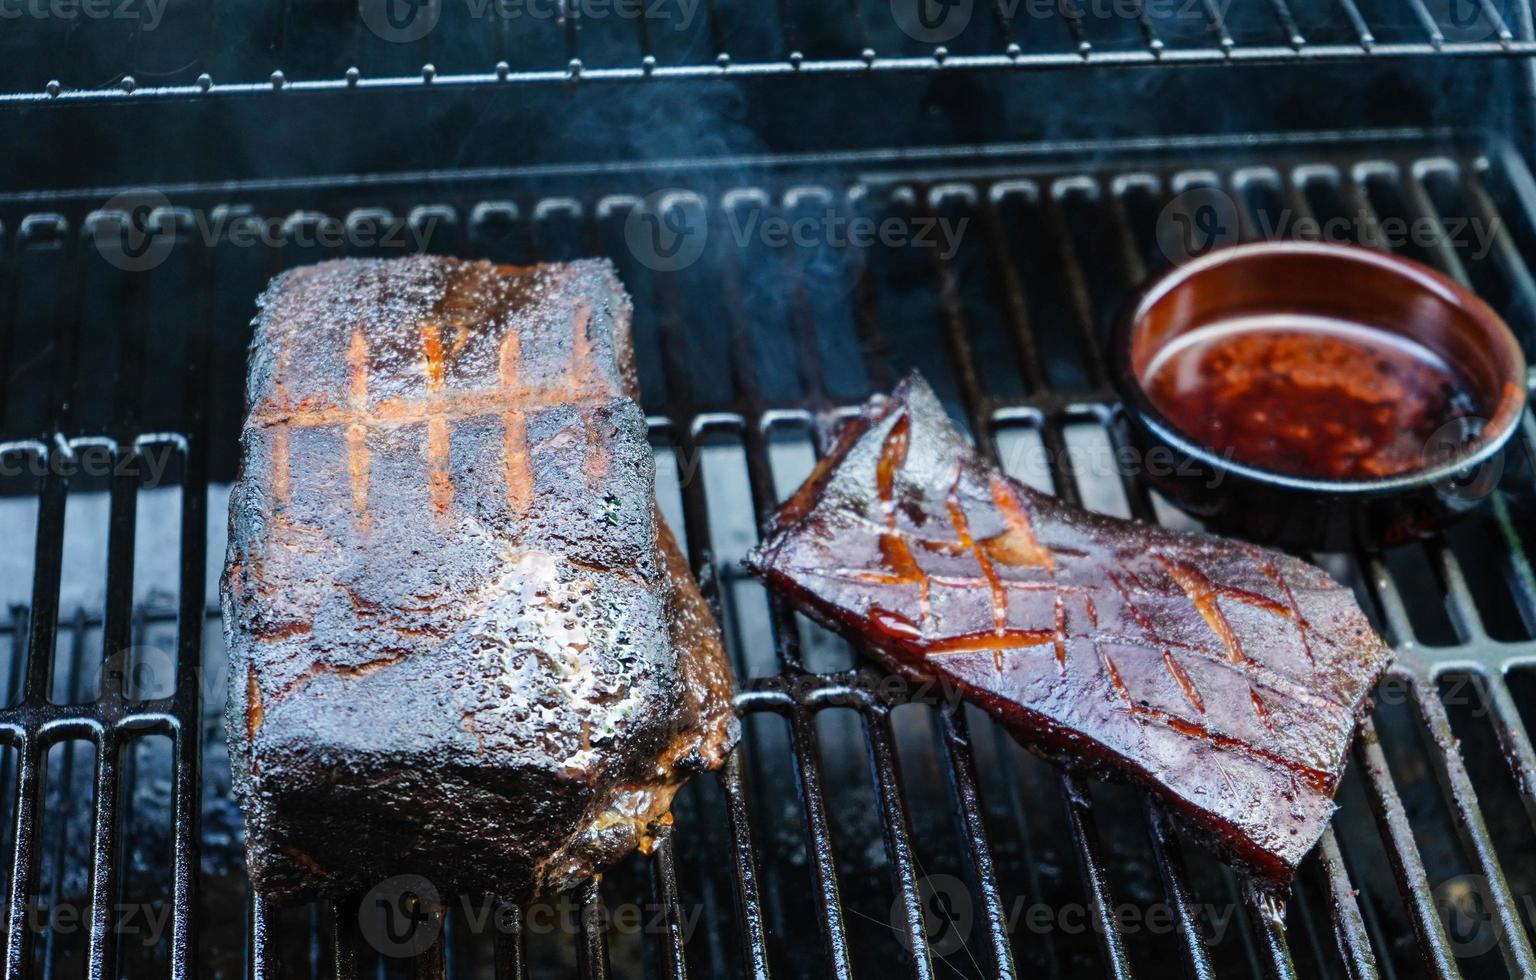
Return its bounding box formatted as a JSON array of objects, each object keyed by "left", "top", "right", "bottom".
[
  {"left": 786, "top": 707, "right": 857, "bottom": 978},
  {"left": 1241, "top": 880, "right": 1300, "bottom": 980},
  {"left": 1059, "top": 770, "right": 1135, "bottom": 979},
  {"left": 42, "top": 619, "right": 87, "bottom": 977},
  {"left": 839, "top": 0, "right": 874, "bottom": 58},
  {"left": 1432, "top": 545, "right": 1489, "bottom": 642},
  {"left": 330, "top": 896, "right": 360, "bottom": 980},
  {"left": 1490, "top": 491, "right": 1536, "bottom": 630},
  {"left": 650, "top": 830, "right": 690, "bottom": 980},
  {"left": 1144, "top": 802, "right": 1217, "bottom": 980},
  {"left": 986, "top": 0, "right": 1020, "bottom": 53},
  {"left": 923, "top": 187, "right": 994, "bottom": 458},
  {"left": 1267, "top": 0, "right": 1309, "bottom": 48},
  {"left": 1366, "top": 557, "right": 1418, "bottom": 650},
  {"left": 1463, "top": 161, "right": 1536, "bottom": 324},
  {"left": 1038, "top": 188, "right": 1109, "bottom": 390},
  {"left": 415, "top": 934, "right": 448, "bottom": 979},
  {"left": 1316, "top": 830, "right": 1381, "bottom": 980},
  {"left": 1406, "top": 673, "right": 1536, "bottom": 976},
  {"left": 975, "top": 187, "right": 1049, "bottom": 394},
  {"left": 1402, "top": 169, "right": 1473, "bottom": 280},
  {"left": 3, "top": 742, "right": 41, "bottom": 980},
  {"left": 5, "top": 449, "right": 71, "bottom": 980},
  {"left": 9, "top": 41, "right": 1535, "bottom": 103},
  {"left": 846, "top": 201, "right": 895, "bottom": 395},
  {"left": 250, "top": 895, "right": 274, "bottom": 979},
  {"left": 1475, "top": 671, "right": 1536, "bottom": 833},
  {"left": 980, "top": 723, "right": 1060, "bottom": 976},
  {"left": 1355, "top": 716, "right": 1462, "bottom": 980},
  {"left": 0, "top": 251, "right": 18, "bottom": 419},
  {"left": 865, "top": 710, "right": 939, "bottom": 980},
  {"left": 1331, "top": 0, "right": 1378, "bottom": 47},
  {"left": 717, "top": 752, "right": 773, "bottom": 979},
  {"left": 1402, "top": 0, "right": 1452, "bottom": 45},
  {"left": 1474, "top": 0, "right": 1518, "bottom": 42},
  {"left": 168, "top": 250, "right": 212, "bottom": 980},
  {"left": 84, "top": 733, "right": 120, "bottom": 980},
  {"left": 577, "top": 879, "right": 611, "bottom": 980},
  {"left": 20, "top": 468, "right": 64, "bottom": 707},
  {"left": 1134, "top": 0, "right": 1167, "bottom": 54},
  {"left": 81, "top": 257, "right": 151, "bottom": 977},
  {"left": 937, "top": 707, "right": 1020, "bottom": 980},
  {"left": 493, "top": 901, "right": 527, "bottom": 980}
]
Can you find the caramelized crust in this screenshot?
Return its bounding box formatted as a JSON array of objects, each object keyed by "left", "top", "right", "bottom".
[
  {"left": 223, "top": 256, "right": 737, "bottom": 903},
  {"left": 748, "top": 373, "right": 1391, "bottom": 882}
]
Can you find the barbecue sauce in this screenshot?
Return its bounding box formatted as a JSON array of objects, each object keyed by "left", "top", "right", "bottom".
[{"left": 1142, "top": 315, "right": 1477, "bottom": 480}]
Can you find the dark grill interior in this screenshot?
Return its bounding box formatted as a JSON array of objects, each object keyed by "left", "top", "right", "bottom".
[
  {"left": 0, "top": 0, "right": 1531, "bottom": 100},
  {"left": 0, "top": 131, "right": 1533, "bottom": 979}
]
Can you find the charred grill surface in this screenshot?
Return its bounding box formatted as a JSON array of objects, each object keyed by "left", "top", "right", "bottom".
[
  {"left": 747, "top": 373, "right": 1392, "bottom": 882},
  {"left": 222, "top": 256, "right": 738, "bottom": 905}
]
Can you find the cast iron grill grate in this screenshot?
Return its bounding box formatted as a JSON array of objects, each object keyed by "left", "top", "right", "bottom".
[
  {"left": 0, "top": 135, "right": 1532, "bottom": 979},
  {"left": 0, "top": 0, "right": 1531, "bottom": 102}
]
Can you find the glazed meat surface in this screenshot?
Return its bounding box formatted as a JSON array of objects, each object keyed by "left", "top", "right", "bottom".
[
  {"left": 223, "top": 256, "right": 738, "bottom": 904},
  {"left": 747, "top": 374, "right": 1390, "bottom": 881}
]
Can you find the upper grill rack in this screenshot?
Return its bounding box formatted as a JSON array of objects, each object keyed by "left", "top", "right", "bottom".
[
  {"left": 0, "top": 0, "right": 1531, "bottom": 102},
  {"left": 0, "top": 136, "right": 1533, "bottom": 979}
]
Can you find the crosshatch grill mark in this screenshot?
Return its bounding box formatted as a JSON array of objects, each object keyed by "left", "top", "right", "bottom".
[
  {"left": 251, "top": 281, "right": 605, "bottom": 525},
  {"left": 827, "top": 402, "right": 1345, "bottom": 790}
]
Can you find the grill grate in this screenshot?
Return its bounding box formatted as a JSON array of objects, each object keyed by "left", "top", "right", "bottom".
[
  {"left": 0, "top": 0, "right": 1531, "bottom": 102},
  {"left": 0, "top": 135, "right": 1533, "bottom": 979}
]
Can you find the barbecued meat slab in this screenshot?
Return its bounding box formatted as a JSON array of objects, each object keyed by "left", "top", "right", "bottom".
[
  {"left": 222, "top": 256, "right": 738, "bottom": 904},
  {"left": 747, "top": 374, "right": 1391, "bottom": 881}
]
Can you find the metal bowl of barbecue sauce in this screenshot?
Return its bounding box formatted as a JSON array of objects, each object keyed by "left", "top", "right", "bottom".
[{"left": 1112, "top": 241, "right": 1528, "bottom": 551}]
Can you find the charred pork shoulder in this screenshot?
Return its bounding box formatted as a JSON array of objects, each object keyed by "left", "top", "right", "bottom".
[{"left": 223, "top": 256, "right": 738, "bottom": 904}]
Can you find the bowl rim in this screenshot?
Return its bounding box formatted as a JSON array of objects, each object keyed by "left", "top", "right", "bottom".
[{"left": 1111, "top": 240, "right": 1530, "bottom": 495}]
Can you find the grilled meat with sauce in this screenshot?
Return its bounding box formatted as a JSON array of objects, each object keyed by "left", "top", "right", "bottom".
[
  {"left": 222, "top": 256, "right": 738, "bottom": 904},
  {"left": 747, "top": 373, "right": 1390, "bottom": 882}
]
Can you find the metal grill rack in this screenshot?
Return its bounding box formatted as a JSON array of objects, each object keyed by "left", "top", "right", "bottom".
[
  {"left": 0, "top": 133, "right": 1533, "bottom": 980},
  {"left": 0, "top": 0, "right": 1532, "bottom": 102}
]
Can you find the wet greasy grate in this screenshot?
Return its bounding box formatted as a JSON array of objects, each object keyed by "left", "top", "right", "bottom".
[
  {"left": 0, "top": 138, "right": 1533, "bottom": 979},
  {"left": 0, "top": 0, "right": 1531, "bottom": 101}
]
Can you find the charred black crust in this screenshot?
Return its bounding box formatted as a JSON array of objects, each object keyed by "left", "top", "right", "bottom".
[{"left": 224, "top": 256, "right": 737, "bottom": 905}]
